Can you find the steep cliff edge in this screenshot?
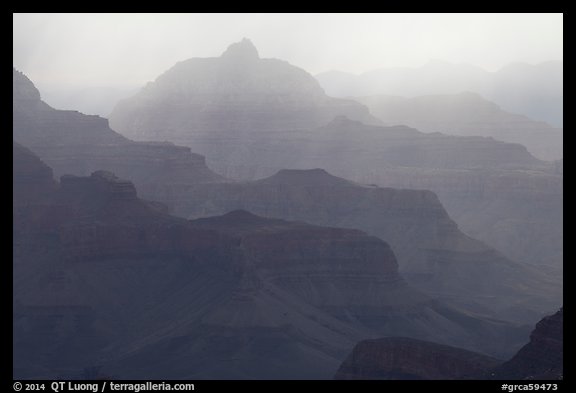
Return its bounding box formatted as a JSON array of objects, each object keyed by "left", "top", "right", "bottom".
[
  {"left": 193, "top": 117, "right": 560, "bottom": 272},
  {"left": 167, "top": 168, "right": 561, "bottom": 324},
  {"left": 13, "top": 152, "right": 530, "bottom": 379},
  {"left": 13, "top": 68, "right": 224, "bottom": 209},
  {"left": 486, "top": 308, "right": 563, "bottom": 380}
]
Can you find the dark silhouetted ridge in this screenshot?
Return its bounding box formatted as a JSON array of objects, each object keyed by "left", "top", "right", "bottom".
[
  {"left": 335, "top": 337, "right": 501, "bottom": 380},
  {"left": 486, "top": 308, "right": 563, "bottom": 380}
]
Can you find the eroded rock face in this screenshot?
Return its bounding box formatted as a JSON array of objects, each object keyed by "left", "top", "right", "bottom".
[
  {"left": 487, "top": 308, "right": 563, "bottom": 380},
  {"left": 334, "top": 337, "right": 501, "bottom": 380},
  {"left": 12, "top": 68, "right": 224, "bottom": 207},
  {"left": 13, "top": 68, "right": 43, "bottom": 106},
  {"left": 186, "top": 116, "right": 560, "bottom": 273},
  {"left": 203, "top": 116, "right": 543, "bottom": 180},
  {"left": 361, "top": 167, "right": 563, "bottom": 271},
  {"left": 108, "top": 39, "right": 381, "bottom": 143},
  {"left": 13, "top": 68, "right": 128, "bottom": 147},
  {"left": 174, "top": 169, "right": 469, "bottom": 271},
  {"left": 163, "top": 168, "right": 561, "bottom": 324},
  {"left": 13, "top": 153, "right": 530, "bottom": 379}
]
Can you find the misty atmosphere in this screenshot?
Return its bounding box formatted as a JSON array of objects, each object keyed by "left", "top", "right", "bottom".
[{"left": 13, "top": 13, "right": 562, "bottom": 381}]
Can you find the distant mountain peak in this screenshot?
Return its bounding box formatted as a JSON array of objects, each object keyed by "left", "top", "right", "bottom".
[{"left": 221, "top": 38, "right": 259, "bottom": 61}]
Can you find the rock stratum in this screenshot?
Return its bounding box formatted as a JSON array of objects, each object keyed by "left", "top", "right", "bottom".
[
  {"left": 15, "top": 60, "right": 562, "bottom": 273},
  {"left": 107, "top": 51, "right": 562, "bottom": 270},
  {"left": 163, "top": 168, "right": 562, "bottom": 324},
  {"left": 178, "top": 116, "right": 560, "bottom": 272},
  {"left": 13, "top": 146, "right": 531, "bottom": 379},
  {"left": 13, "top": 68, "right": 224, "bottom": 205},
  {"left": 13, "top": 66, "right": 561, "bottom": 327}
]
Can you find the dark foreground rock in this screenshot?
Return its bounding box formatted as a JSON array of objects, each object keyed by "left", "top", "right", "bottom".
[
  {"left": 334, "top": 308, "right": 563, "bottom": 380},
  {"left": 13, "top": 147, "right": 531, "bottom": 379}
]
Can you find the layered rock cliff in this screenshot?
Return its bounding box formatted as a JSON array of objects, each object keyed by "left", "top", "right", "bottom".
[
  {"left": 13, "top": 68, "right": 128, "bottom": 147},
  {"left": 108, "top": 38, "right": 381, "bottom": 145},
  {"left": 487, "top": 308, "right": 563, "bottom": 380},
  {"left": 104, "top": 50, "right": 562, "bottom": 272},
  {"left": 202, "top": 116, "right": 543, "bottom": 180},
  {"left": 13, "top": 68, "right": 224, "bottom": 208},
  {"left": 354, "top": 167, "right": 563, "bottom": 271},
  {"left": 179, "top": 116, "right": 560, "bottom": 272},
  {"left": 13, "top": 152, "right": 531, "bottom": 379},
  {"left": 168, "top": 168, "right": 561, "bottom": 324}
]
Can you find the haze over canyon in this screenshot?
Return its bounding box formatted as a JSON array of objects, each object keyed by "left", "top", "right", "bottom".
[{"left": 13, "top": 13, "right": 562, "bottom": 381}]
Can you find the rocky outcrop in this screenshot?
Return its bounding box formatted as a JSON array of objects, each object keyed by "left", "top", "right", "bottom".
[
  {"left": 13, "top": 68, "right": 224, "bottom": 209},
  {"left": 358, "top": 167, "right": 563, "bottom": 271},
  {"left": 108, "top": 38, "right": 381, "bottom": 145},
  {"left": 179, "top": 116, "right": 560, "bottom": 272},
  {"left": 192, "top": 115, "right": 545, "bottom": 183},
  {"left": 167, "top": 168, "right": 562, "bottom": 324},
  {"left": 13, "top": 153, "right": 531, "bottom": 379},
  {"left": 334, "top": 337, "right": 501, "bottom": 380},
  {"left": 110, "top": 59, "right": 545, "bottom": 175},
  {"left": 356, "top": 92, "right": 562, "bottom": 161},
  {"left": 487, "top": 308, "right": 563, "bottom": 380},
  {"left": 13, "top": 68, "right": 44, "bottom": 107},
  {"left": 103, "top": 49, "right": 562, "bottom": 274},
  {"left": 13, "top": 69, "right": 128, "bottom": 147},
  {"left": 175, "top": 168, "right": 488, "bottom": 273},
  {"left": 334, "top": 308, "right": 563, "bottom": 380}
]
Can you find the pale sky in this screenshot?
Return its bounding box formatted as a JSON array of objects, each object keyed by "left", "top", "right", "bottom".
[{"left": 13, "top": 13, "right": 563, "bottom": 89}]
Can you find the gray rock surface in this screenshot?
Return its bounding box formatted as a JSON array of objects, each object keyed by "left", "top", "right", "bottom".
[
  {"left": 13, "top": 150, "right": 531, "bottom": 379},
  {"left": 334, "top": 308, "right": 563, "bottom": 380},
  {"left": 487, "top": 308, "right": 563, "bottom": 380},
  {"left": 13, "top": 68, "right": 224, "bottom": 205},
  {"left": 334, "top": 337, "right": 501, "bottom": 380},
  {"left": 163, "top": 168, "right": 562, "bottom": 324}
]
